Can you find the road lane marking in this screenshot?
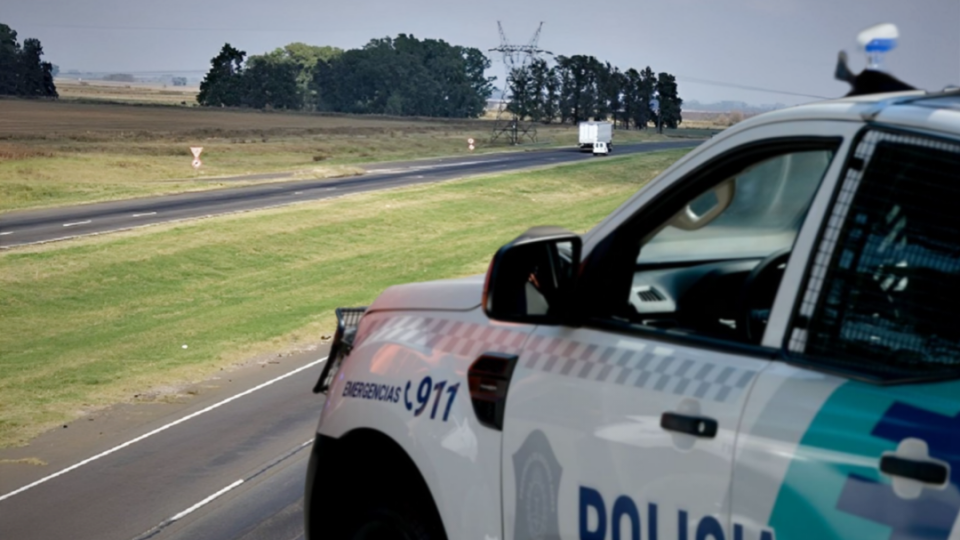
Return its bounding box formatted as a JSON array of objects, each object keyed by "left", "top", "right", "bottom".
[
  {"left": 132, "top": 212, "right": 157, "bottom": 217},
  {"left": 366, "top": 158, "right": 507, "bottom": 175},
  {"left": 129, "top": 438, "right": 315, "bottom": 540},
  {"left": 129, "top": 479, "right": 245, "bottom": 540},
  {"left": 0, "top": 232, "right": 11, "bottom": 236},
  {"left": 0, "top": 356, "right": 328, "bottom": 503},
  {"left": 294, "top": 191, "right": 303, "bottom": 195},
  {"left": 63, "top": 220, "right": 91, "bottom": 227},
  {"left": 170, "top": 479, "right": 244, "bottom": 522}
]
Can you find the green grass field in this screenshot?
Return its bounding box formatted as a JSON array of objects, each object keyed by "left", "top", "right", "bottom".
[{"left": 0, "top": 148, "right": 691, "bottom": 447}]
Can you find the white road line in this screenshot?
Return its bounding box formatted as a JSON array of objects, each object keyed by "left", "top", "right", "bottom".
[
  {"left": 62, "top": 220, "right": 91, "bottom": 227},
  {"left": 366, "top": 159, "right": 506, "bottom": 175},
  {"left": 132, "top": 212, "right": 157, "bottom": 217},
  {"left": 0, "top": 232, "right": 11, "bottom": 236},
  {"left": 322, "top": 187, "right": 336, "bottom": 191},
  {"left": 0, "top": 356, "right": 327, "bottom": 502},
  {"left": 294, "top": 191, "right": 304, "bottom": 195},
  {"left": 170, "top": 479, "right": 244, "bottom": 522},
  {"left": 130, "top": 438, "right": 315, "bottom": 540}
]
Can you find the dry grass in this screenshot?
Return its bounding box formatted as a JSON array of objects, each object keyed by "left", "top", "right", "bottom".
[
  {"left": 0, "top": 457, "right": 47, "bottom": 466},
  {"left": 56, "top": 79, "right": 200, "bottom": 106},
  {"left": 0, "top": 97, "right": 713, "bottom": 212}
]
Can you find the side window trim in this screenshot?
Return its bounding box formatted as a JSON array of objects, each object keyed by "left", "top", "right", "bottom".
[
  {"left": 783, "top": 126, "right": 960, "bottom": 384},
  {"left": 760, "top": 128, "right": 861, "bottom": 348},
  {"left": 579, "top": 135, "right": 845, "bottom": 354}
]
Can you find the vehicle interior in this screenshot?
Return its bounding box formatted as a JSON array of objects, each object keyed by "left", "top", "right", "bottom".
[{"left": 621, "top": 149, "right": 835, "bottom": 344}]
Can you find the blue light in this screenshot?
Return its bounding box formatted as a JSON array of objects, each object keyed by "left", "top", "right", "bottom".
[{"left": 865, "top": 38, "right": 898, "bottom": 53}]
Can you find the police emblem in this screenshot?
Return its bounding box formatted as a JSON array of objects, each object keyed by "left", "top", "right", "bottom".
[{"left": 512, "top": 430, "right": 563, "bottom": 540}]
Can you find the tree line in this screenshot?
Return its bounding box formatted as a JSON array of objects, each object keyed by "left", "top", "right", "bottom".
[
  {"left": 506, "top": 56, "right": 682, "bottom": 131},
  {"left": 0, "top": 23, "right": 58, "bottom": 98},
  {"left": 198, "top": 36, "right": 494, "bottom": 118},
  {"left": 198, "top": 36, "right": 683, "bottom": 128}
]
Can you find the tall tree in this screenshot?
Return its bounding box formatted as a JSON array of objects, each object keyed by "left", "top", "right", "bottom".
[
  {"left": 541, "top": 66, "right": 560, "bottom": 124},
  {"left": 242, "top": 53, "right": 301, "bottom": 109},
  {"left": 621, "top": 68, "right": 641, "bottom": 129},
  {"left": 197, "top": 43, "right": 246, "bottom": 107},
  {"left": 309, "top": 34, "right": 492, "bottom": 118},
  {"left": 0, "top": 24, "right": 20, "bottom": 95},
  {"left": 527, "top": 58, "right": 551, "bottom": 123},
  {"left": 655, "top": 72, "right": 683, "bottom": 131},
  {"left": 459, "top": 46, "right": 496, "bottom": 117},
  {"left": 601, "top": 63, "right": 626, "bottom": 128},
  {"left": 0, "top": 24, "right": 57, "bottom": 98},
  {"left": 18, "top": 38, "right": 56, "bottom": 97},
  {"left": 267, "top": 43, "right": 343, "bottom": 108},
  {"left": 635, "top": 67, "right": 657, "bottom": 129},
  {"left": 506, "top": 64, "right": 534, "bottom": 120}
]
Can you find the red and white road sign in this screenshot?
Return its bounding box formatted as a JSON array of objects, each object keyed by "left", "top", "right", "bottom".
[
  {"left": 190, "top": 147, "right": 204, "bottom": 159},
  {"left": 468, "top": 144, "right": 475, "bottom": 151},
  {"left": 192, "top": 159, "right": 202, "bottom": 169},
  {"left": 467, "top": 138, "right": 475, "bottom": 145}
]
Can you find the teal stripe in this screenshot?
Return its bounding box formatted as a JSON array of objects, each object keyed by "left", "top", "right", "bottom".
[{"left": 768, "top": 379, "right": 960, "bottom": 540}]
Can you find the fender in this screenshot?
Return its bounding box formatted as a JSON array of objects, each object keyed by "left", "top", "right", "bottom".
[{"left": 317, "top": 308, "right": 534, "bottom": 538}]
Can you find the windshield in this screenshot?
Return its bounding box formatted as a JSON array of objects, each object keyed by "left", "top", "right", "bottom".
[{"left": 640, "top": 149, "right": 834, "bottom": 264}]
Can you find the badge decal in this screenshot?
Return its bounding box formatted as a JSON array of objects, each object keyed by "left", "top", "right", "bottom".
[{"left": 513, "top": 430, "right": 563, "bottom": 540}]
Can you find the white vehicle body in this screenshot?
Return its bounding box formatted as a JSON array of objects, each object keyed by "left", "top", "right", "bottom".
[
  {"left": 305, "top": 91, "right": 960, "bottom": 540},
  {"left": 579, "top": 121, "right": 613, "bottom": 153}
]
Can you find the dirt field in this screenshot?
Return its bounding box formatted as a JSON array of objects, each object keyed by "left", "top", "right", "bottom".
[
  {"left": 0, "top": 97, "right": 716, "bottom": 212},
  {"left": 0, "top": 98, "right": 471, "bottom": 136}
]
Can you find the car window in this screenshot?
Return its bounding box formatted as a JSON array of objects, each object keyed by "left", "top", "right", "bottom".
[
  {"left": 640, "top": 151, "right": 832, "bottom": 264},
  {"left": 789, "top": 131, "right": 960, "bottom": 381},
  {"left": 585, "top": 143, "right": 837, "bottom": 346}
]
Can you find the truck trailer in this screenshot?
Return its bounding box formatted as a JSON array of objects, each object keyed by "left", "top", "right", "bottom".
[{"left": 578, "top": 121, "right": 613, "bottom": 154}]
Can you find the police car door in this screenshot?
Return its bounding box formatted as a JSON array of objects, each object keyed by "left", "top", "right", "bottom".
[
  {"left": 501, "top": 125, "right": 854, "bottom": 540},
  {"left": 733, "top": 128, "right": 960, "bottom": 540}
]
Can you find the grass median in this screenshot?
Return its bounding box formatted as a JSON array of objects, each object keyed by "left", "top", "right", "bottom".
[{"left": 0, "top": 148, "right": 691, "bottom": 447}]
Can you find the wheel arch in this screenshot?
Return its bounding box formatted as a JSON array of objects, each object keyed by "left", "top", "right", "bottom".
[{"left": 304, "top": 428, "right": 447, "bottom": 540}]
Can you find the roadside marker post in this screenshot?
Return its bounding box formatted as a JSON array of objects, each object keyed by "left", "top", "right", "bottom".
[
  {"left": 190, "top": 147, "right": 204, "bottom": 169},
  {"left": 468, "top": 138, "right": 475, "bottom": 151}
]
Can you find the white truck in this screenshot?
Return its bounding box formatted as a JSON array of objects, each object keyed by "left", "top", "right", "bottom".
[{"left": 578, "top": 121, "right": 613, "bottom": 155}]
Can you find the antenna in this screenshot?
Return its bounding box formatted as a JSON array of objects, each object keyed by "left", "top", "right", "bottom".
[{"left": 488, "top": 22, "right": 551, "bottom": 145}]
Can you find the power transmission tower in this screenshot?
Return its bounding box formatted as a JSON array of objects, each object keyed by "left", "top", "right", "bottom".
[{"left": 489, "top": 22, "right": 551, "bottom": 145}]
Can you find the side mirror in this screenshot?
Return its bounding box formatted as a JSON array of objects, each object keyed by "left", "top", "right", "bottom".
[{"left": 483, "top": 226, "right": 581, "bottom": 325}]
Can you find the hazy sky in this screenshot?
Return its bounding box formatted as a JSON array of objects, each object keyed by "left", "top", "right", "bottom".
[{"left": 4, "top": 0, "right": 959, "bottom": 106}]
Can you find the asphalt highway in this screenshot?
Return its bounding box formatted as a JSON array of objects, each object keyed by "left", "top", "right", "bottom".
[
  {"left": 0, "top": 140, "right": 700, "bottom": 248},
  {"left": 0, "top": 351, "right": 328, "bottom": 540}
]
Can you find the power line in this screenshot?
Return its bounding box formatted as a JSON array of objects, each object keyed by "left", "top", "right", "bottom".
[
  {"left": 676, "top": 76, "right": 830, "bottom": 100},
  {"left": 16, "top": 22, "right": 338, "bottom": 33}
]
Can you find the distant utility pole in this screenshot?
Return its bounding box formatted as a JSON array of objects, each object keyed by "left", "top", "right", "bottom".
[{"left": 488, "top": 21, "right": 552, "bottom": 145}]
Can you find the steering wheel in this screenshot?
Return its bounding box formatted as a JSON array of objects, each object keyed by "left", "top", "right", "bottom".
[{"left": 737, "top": 248, "right": 792, "bottom": 344}]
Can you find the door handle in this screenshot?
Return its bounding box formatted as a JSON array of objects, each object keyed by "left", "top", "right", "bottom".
[
  {"left": 660, "top": 412, "right": 718, "bottom": 438},
  {"left": 880, "top": 455, "right": 949, "bottom": 485}
]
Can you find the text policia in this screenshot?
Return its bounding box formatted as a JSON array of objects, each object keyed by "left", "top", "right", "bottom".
[{"left": 579, "top": 487, "right": 775, "bottom": 540}]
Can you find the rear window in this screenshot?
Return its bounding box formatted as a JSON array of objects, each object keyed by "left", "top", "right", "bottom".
[{"left": 792, "top": 131, "right": 960, "bottom": 381}]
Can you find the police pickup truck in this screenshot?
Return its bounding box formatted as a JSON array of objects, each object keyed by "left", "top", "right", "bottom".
[{"left": 305, "top": 27, "right": 960, "bottom": 540}]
